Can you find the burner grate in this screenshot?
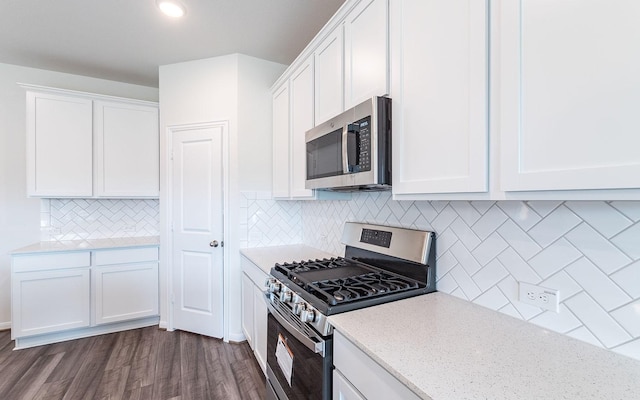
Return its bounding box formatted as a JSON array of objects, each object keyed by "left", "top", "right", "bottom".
[
  {"left": 273, "top": 256, "right": 426, "bottom": 307},
  {"left": 308, "top": 271, "right": 420, "bottom": 305}
]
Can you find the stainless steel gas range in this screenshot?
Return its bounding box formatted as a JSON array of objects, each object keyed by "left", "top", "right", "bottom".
[{"left": 264, "top": 222, "right": 436, "bottom": 400}]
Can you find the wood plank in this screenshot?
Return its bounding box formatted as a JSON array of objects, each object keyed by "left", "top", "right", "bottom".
[
  {"left": 61, "top": 333, "right": 118, "bottom": 400},
  {"left": 33, "top": 378, "right": 72, "bottom": 400},
  {"left": 150, "top": 330, "right": 182, "bottom": 399},
  {"left": 3, "top": 352, "right": 64, "bottom": 399},
  {"left": 179, "top": 331, "right": 209, "bottom": 400},
  {"left": 123, "top": 326, "right": 159, "bottom": 392},
  {"left": 0, "top": 344, "right": 48, "bottom": 394}
]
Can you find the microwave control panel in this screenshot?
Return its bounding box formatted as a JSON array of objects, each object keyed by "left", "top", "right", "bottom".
[{"left": 353, "top": 116, "right": 371, "bottom": 172}]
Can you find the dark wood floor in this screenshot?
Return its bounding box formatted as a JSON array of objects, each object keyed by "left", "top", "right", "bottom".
[{"left": 0, "top": 327, "right": 266, "bottom": 400}]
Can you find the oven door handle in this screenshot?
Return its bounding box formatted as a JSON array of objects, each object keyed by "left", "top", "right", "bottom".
[{"left": 266, "top": 300, "right": 326, "bottom": 357}]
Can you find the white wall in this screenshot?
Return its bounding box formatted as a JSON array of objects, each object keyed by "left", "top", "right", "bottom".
[
  {"left": 0, "top": 62, "right": 158, "bottom": 328},
  {"left": 159, "top": 54, "right": 285, "bottom": 340},
  {"left": 237, "top": 55, "right": 287, "bottom": 191}
]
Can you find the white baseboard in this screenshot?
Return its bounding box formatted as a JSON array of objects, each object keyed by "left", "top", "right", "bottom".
[
  {"left": 13, "top": 317, "right": 159, "bottom": 350},
  {"left": 227, "top": 331, "right": 246, "bottom": 343},
  {"left": 0, "top": 321, "right": 11, "bottom": 331}
]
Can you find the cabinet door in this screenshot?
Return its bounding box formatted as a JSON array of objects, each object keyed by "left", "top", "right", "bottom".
[
  {"left": 272, "top": 82, "right": 291, "bottom": 198},
  {"left": 315, "top": 26, "right": 344, "bottom": 124},
  {"left": 333, "top": 331, "right": 422, "bottom": 400},
  {"left": 289, "top": 58, "right": 316, "bottom": 198},
  {"left": 241, "top": 272, "right": 255, "bottom": 348},
  {"left": 333, "top": 370, "right": 366, "bottom": 400},
  {"left": 94, "top": 100, "right": 159, "bottom": 197},
  {"left": 93, "top": 262, "right": 159, "bottom": 325},
  {"left": 253, "top": 283, "right": 268, "bottom": 374},
  {"left": 344, "top": 0, "right": 389, "bottom": 109},
  {"left": 391, "top": 0, "right": 488, "bottom": 195},
  {"left": 500, "top": 0, "right": 640, "bottom": 191},
  {"left": 26, "top": 91, "right": 93, "bottom": 197},
  {"left": 12, "top": 268, "right": 90, "bottom": 338}
]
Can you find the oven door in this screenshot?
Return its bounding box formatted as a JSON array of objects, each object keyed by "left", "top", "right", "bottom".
[{"left": 266, "top": 303, "right": 333, "bottom": 400}]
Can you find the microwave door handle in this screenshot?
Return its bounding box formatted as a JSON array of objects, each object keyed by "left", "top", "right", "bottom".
[
  {"left": 342, "top": 125, "right": 350, "bottom": 174},
  {"left": 344, "top": 124, "right": 360, "bottom": 174}
]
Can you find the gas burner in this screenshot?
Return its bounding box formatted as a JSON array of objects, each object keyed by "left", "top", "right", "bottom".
[
  {"left": 310, "top": 272, "right": 420, "bottom": 305},
  {"left": 284, "top": 257, "right": 348, "bottom": 273},
  {"left": 277, "top": 257, "right": 351, "bottom": 274}
]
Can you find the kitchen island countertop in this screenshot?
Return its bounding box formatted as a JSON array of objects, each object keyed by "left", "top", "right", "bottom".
[
  {"left": 10, "top": 236, "right": 160, "bottom": 254},
  {"left": 328, "top": 292, "right": 640, "bottom": 400}
]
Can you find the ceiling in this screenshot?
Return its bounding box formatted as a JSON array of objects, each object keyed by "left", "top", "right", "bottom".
[{"left": 0, "top": 0, "right": 346, "bottom": 87}]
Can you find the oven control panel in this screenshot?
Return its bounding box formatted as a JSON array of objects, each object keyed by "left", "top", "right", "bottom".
[{"left": 360, "top": 228, "right": 392, "bottom": 248}]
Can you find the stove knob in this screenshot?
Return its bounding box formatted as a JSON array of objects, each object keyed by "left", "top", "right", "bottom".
[
  {"left": 268, "top": 281, "right": 282, "bottom": 294},
  {"left": 279, "top": 289, "right": 298, "bottom": 303},
  {"left": 300, "top": 308, "right": 316, "bottom": 323},
  {"left": 292, "top": 302, "right": 306, "bottom": 315}
]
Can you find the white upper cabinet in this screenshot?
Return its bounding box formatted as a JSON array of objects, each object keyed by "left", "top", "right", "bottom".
[
  {"left": 272, "top": 82, "right": 291, "bottom": 198},
  {"left": 391, "top": 0, "right": 489, "bottom": 196},
  {"left": 24, "top": 85, "right": 159, "bottom": 198},
  {"left": 289, "top": 58, "right": 316, "bottom": 198},
  {"left": 344, "top": 0, "right": 389, "bottom": 109},
  {"left": 26, "top": 91, "right": 93, "bottom": 197},
  {"left": 272, "top": 60, "right": 317, "bottom": 200},
  {"left": 499, "top": 0, "right": 640, "bottom": 192},
  {"left": 314, "top": 26, "right": 344, "bottom": 124},
  {"left": 94, "top": 101, "right": 159, "bottom": 197}
]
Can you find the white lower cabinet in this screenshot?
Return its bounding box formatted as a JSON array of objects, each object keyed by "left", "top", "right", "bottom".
[
  {"left": 11, "top": 246, "right": 159, "bottom": 349},
  {"left": 333, "top": 370, "right": 366, "bottom": 400},
  {"left": 241, "top": 256, "right": 268, "bottom": 374},
  {"left": 333, "top": 330, "right": 421, "bottom": 400},
  {"left": 12, "top": 267, "right": 91, "bottom": 338},
  {"left": 92, "top": 247, "right": 159, "bottom": 325},
  {"left": 252, "top": 284, "right": 269, "bottom": 370},
  {"left": 241, "top": 272, "right": 255, "bottom": 348}
]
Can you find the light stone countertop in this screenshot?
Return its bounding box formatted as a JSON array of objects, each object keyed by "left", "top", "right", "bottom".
[
  {"left": 328, "top": 292, "right": 640, "bottom": 400},
  {"left": 10, "top": 236, "right": 160, "bottom": 255},
  {"left": 240, "top": 244, "right": 336, "bottom": 274}
]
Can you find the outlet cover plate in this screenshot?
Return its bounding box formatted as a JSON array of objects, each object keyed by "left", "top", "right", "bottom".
[{"left": 518, "top": 282, "right": 560, "bottom": 313}]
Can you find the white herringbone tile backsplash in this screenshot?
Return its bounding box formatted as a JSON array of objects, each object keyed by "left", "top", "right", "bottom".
[
  {"left": 40, "top": 199, "right": 159, "bottom": 240},
  {"left": 239, "top": 192, "right": 302, "bottom": 248},
  {"left": 297, "top": 193, "right": 640, "bottom": 361}
]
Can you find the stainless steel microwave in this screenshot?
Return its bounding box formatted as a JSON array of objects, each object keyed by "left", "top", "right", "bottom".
[{"left": 305, "top": 96, "right": 391, "bottom": 192}]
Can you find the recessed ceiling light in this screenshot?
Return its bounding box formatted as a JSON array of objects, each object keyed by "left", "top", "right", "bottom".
[{"left": 157, "top": 0, "right": 186, "bottom": 18}]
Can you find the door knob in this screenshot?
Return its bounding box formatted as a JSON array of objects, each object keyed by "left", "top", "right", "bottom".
[{"left": 210, "top": 240, "right": 219, "bottom": 248}]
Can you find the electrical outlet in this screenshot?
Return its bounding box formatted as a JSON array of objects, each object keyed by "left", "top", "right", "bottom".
[
  {"left": 518, "top": 282, "right": 560, "bottom": 312},
  {"left": 123, "top": 224, "right": 137, "bottom": 232}
]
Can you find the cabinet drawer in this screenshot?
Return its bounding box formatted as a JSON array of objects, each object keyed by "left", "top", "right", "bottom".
[
  {"left": 94, "top": 247, "right": 158, "bottom": 266},
  {"left": 334, "top": 331, "right": 421, "bottom": 400},
  {"left": 241, "top": 256, "right": 268, "bottom": 288},
  {"left": 12, "top": 252, "right": 91, "bottom": 273}
]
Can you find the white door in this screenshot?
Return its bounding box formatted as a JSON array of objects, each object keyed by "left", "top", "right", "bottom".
[{"left": 171, "top": 123, "right": 225, "bottom": 338}]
